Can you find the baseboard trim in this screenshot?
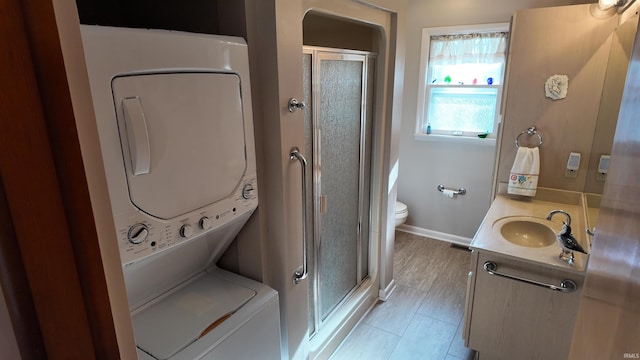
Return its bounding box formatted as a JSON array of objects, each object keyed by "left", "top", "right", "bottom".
[{"left": 396, "top": 224, "right": 472, "bottom": 247}]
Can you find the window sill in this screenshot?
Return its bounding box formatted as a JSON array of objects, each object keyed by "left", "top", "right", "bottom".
[{"left": 414, "top": 133, "right": 497, "bottom": 146}]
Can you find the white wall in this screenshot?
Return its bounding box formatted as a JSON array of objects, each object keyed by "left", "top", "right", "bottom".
[{"left": 398, "top": 0, "right": 591, "bottom": 240}]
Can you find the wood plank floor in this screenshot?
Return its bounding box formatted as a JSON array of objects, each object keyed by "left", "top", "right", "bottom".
[{"left": 330, "top": 231, "right": 476, "bottom": 360}]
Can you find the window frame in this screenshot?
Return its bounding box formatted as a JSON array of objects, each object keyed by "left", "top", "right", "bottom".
[{"left": 415, "top": 23, "right": 510, "bottom": 141}]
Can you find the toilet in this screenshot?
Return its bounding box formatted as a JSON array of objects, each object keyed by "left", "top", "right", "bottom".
[{"left": 395, "top": 201, "right": 408, "bottom": 227}]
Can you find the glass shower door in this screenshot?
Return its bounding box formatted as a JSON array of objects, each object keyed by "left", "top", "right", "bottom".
[{"left": 303, "top": 48, "right": 374, "bottom": 337}]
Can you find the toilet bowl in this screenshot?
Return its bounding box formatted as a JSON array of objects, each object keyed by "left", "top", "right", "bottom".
[{"left": 395, "top": 201, "right": 408, "bottom": 227}]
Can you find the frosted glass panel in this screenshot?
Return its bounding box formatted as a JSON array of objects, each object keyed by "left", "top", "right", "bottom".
[
  {"left": 304, "top": 49, "right": 373, "bottom": 336},
  {"left": 427, "top": 86, "right": 498, "bottom": 133},
  {"left": 319, "top": 59, "right": 363, "bottom": 319}
]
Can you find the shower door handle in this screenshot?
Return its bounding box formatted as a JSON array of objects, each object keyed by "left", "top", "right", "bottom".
[{"left": 290, "top": 148, "right": 308, "bottom": 284}]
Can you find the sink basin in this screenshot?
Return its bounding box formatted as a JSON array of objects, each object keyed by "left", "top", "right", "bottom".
[{"left": 497, "top": 218, "right": 557, "bottom": 248}]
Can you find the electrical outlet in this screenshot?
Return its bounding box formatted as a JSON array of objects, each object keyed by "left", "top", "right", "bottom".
[
  {"left": 565, "top": 152, "right": 581, "bottom": 178},
  {"left": 597, "top": 155, "right": 610, "bottom": 182},
  {"left": 565, "top": 169, "right": 578, "bottom": 178}
]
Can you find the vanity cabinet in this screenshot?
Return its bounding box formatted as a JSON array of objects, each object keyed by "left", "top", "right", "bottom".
[{"left": 464, "top": 250, "right": 584, "bottom": 360}]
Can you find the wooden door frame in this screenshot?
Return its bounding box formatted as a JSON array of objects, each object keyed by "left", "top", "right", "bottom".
[{"left": 0, "top": 0, "right": 119, "bottom": 358}]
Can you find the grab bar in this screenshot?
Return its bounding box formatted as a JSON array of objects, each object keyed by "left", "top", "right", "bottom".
[
  {"left": 437, "top": 184, "right": 466, "bottom": 195},
  {"left": 290, "top": 148, "right": 308, "bottom": 285},
  {"left": 483, "top": 261, "right": 577, "bottom": 293}
]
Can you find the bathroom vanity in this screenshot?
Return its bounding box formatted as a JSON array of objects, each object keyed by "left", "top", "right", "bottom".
[{"left": 463, "top": 188, "right": 590, "bottom": 360}]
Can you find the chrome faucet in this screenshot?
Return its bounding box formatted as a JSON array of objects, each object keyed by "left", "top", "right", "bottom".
[
  {"left": 546, "top": 210, "right": 586, "bottom": 265},
  {"left": 546, "top": 209, "right": 571, "bottom": 227}
]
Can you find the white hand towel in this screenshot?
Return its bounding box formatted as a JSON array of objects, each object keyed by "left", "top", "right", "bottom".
[{"left": 508, "top": 147, "right": 540, "bottom": 197}]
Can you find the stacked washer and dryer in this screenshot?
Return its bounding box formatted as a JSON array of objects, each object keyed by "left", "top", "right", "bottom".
[{"left": 81, "top": 26, "right": 281, "bottom": 359}]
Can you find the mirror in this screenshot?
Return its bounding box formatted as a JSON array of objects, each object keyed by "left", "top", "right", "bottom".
[
  {"left": 585, "top": 14, "right": 639, "bottom": 195},
  {"left": 584, "top": 13, "right": 638, "bottom": 229}
]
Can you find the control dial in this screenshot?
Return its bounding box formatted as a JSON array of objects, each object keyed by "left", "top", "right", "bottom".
[
  {"left": 127, "top": 223, "right": 149, "bottom": 244},
  {"left": 242, "top": 183, "right": 254, "bottom": 199},
  {"left": 199, "top": 217, "right": 212, "bottom": 230},
  {"left": 179, "top": 224, "right": 194, "bottom": 238}
]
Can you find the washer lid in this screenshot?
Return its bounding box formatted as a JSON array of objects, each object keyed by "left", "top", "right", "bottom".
[
  {"left": 133, "top": 271, "right": 256, "bottom": 359},
  {"left": 112, "top": 72, "right": 247, "bottom": 219}
]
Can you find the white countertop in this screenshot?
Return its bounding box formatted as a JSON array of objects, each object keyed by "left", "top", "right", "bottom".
[{"left": 471, "top": 187, "right": 589, "bottom": 273}]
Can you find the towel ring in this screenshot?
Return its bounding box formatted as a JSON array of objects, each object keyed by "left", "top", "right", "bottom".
[{"left": 515, "top": 127, "right": 543, "bottom": 148}]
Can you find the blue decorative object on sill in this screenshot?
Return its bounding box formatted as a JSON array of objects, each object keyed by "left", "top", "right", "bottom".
[
  {"left": 487, "top": 77, "right": 494, "bottom": 85},
  {"left": 478, "top": 133, "right": 489, "bottom": 138},
  {"left": 426, "top": 124, "right": 432, "bottom": 134}
]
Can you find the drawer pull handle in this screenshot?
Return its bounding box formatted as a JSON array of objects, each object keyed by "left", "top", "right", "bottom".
[{"left": 483, "top": 261, "right": 577, "bottom": 293}]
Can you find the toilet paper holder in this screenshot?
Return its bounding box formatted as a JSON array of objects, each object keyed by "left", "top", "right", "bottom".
[{"left": 437, "top": 184, "right": 467, "bottom": 196}]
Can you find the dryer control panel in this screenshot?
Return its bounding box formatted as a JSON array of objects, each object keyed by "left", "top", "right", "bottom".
[{"left": 117, "top": 173, "right": 258, "bottom": 266}]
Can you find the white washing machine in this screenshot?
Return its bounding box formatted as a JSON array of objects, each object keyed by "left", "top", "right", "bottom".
[{"left": 81, "top": 25, "right": 281, "bottom": 359}]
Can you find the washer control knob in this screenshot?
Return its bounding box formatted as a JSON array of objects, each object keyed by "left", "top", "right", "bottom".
[
  {"left": 199, "top": 217, "right": 212, "bottom": 230},
  {"left": 242, "top": 183, "right": 254, "bottom": 199},
  {"left": 128, "top": 223, "right": 149, "bottom": 244},
  {"left": 179, "top": 224, "right": 193, "bottom": 238}
]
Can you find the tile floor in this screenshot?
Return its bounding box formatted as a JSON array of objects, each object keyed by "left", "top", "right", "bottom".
[{"left": 330, "top": 231, "right": 476, "bottom": 360}]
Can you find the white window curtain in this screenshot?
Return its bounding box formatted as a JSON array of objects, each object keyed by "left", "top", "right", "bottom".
[{"left": 429, "top": 32, "right": 508, "bottom": 65}]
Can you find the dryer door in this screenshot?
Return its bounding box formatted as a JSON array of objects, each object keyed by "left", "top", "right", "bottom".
[{"left": 112, "top": 72, "right": 247, "bottom": 219}]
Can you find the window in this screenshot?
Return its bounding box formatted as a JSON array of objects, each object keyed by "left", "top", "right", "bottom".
[{"left": 416, "top": 24, "right": 509, "bottom": 139}]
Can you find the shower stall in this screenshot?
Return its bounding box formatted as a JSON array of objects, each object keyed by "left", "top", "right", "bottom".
[{"left": 302, "top": 46, "right": 376, "bottom": 339}]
